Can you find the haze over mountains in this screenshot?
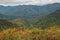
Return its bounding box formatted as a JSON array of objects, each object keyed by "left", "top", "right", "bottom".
[
  {"left": 0, "top": 3, "right": 60, "bottom": 29},
  {"left": 0, "top": 0, "right": 60, "bottom": 39},
  {"left": 0, "top": 3, "right": 60, "bottom": 20}
]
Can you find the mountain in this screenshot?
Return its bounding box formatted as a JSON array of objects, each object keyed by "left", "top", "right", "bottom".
[
  {"left": 0, "top": 13, "right": 13, "bottom": 20},
  {"left": 0, "top": 13, "right": 10, "bottom": 19},
  {"left": 34, "top": 10, "right": 60, "bottom": 29},
  {"left": 0, "top": 3, "right": 60, "bottom": 28},
  {"left": 0, "top": 19, "right": 17, "bottom": 31},
  {"left": 0, "top": 3, "right": 60, "bottom": 20},
  {"left": 0, "top": 14, "right": 5, "bottom": 18}
]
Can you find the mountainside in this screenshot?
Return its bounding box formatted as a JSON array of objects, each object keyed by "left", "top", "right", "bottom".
[
  {"left": 0, "top": 3, "right": 60, "bottom": 20},
  {"left": 34, "top": 10, "right": 60, "bottom": 29},
  {"left": 0, "top": 14, "right": 7, "bottom": 19},
  {"left": 0, "top": 3, "right": 60, "bottom": 29},
  {"left": 0, "top": 3, "right": 60, "bottom": 40},
  {"left": 0, "top": 19, "right": 17, "bottom": 31}
]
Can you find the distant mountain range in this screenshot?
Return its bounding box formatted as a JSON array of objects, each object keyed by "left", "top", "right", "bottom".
[
  {"left": 0, "top": 3, "right": 60, "bottom": 29},
  {"left": 0, "top": 3, "right": 60, "bottom": 20}
]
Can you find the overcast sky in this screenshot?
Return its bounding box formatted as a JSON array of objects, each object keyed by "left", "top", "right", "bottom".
[{"left": 0, "top": 0, "right": 60, "bottom": 6}]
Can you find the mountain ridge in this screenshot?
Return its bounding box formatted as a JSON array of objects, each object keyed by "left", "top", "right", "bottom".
[
  {"left": 0, "top": 3, "right": 60, "bottom": 20},
  {"left": 34, "top": 10, "right": 60, "bottom": 28},
  {"left": 0, "top": 3, "right": 60, "bottom": 28}
]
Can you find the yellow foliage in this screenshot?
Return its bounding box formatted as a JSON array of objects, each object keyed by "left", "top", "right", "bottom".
[{"left": 0, "top": 25, "right": 60, "bottom": 40}]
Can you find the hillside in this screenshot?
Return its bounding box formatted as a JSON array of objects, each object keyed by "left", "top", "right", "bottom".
[
  {"left": 0, "top": 14, "right": 7, "bottom": 19},
  {"left": 34, "top": 10, "right": 60, "bottom": 28},
  {"left": 0, "top": 19, "right": 17, "bottom": 31},
  {"left": 0, "top": 3, "right": 60, "bottom": 29}
]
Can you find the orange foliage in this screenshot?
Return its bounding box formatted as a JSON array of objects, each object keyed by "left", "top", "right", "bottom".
[{"left": 0, "top": 25, "right": 60, "bottom": 40}]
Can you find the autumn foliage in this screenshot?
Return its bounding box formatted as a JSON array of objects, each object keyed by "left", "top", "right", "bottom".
[{"left": 0, "top": 25, "right": 60, "bottom": 40}]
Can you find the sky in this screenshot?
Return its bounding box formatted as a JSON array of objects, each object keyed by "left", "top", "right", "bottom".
[{"left": 0, "top": 0, "right": 60, "bottom": 6}]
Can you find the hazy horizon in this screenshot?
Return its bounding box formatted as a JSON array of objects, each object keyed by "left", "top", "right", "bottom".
[{"left": 0, "top": 0, "right": 60, "bottom": 6}]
